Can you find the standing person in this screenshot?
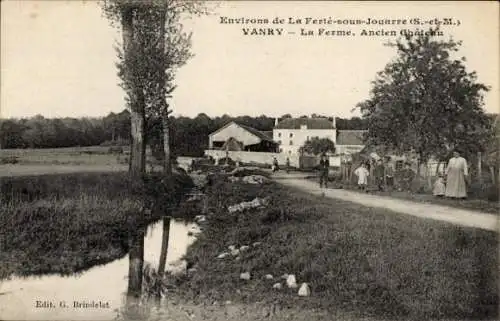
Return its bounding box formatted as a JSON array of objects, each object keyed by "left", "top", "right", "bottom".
[
  {"left": 373, "top": 159, "right": 385, "bottom": 191},
  {"left": 445, "top": 150, "right": 468, "bottom": 199},
  {"left": 354, "top": 162, "right": 369, "bottom": 191},
  {"left": 319, "top": 153, "right": 330, "bottom": 188},
  {"left": 286, "top": 157, "right": 291, "bottom": 173},
  {"left": 433, "top": 172, "right": 446, "bottom": 197},
  {"left": 272, "top": 157, "right": 279, "bottom": 172},
  {"left": 400, "top": 163, "right": 415, "bottom": 193},
  {"left": 385, "top": 157, "right": 395, "bottom": 191}
]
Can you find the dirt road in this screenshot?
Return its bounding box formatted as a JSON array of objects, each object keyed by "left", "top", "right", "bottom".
[{"left": 275, "top": 176, "right": 498, "bottom": 233}]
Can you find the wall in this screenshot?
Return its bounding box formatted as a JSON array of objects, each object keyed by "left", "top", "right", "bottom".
[
  {"left": 336, "top": 145, "right": 365, "bottom": 155},
  {"left": 273, "top": 128, "right": 337, "bottom": 155},
  {"left": 205, "top": 150, "right": 301, "bottom": 168},
  {"left": 204, "top": 149, "right": 343, "bottom": 169},
  {"left": 209, "top": 123, "right": 261, "bottom": 148},
  {"left": 329, "top": 155, "right": 341, "bottom": 167}
]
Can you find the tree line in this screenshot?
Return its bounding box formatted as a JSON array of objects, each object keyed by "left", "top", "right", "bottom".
[{"left": 0, "top": 112, "right": 368, "bottom": 156}]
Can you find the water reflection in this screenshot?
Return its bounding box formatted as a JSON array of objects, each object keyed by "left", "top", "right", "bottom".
[{"left": 0, "top": 219, "right": 199, "bottom": 321}]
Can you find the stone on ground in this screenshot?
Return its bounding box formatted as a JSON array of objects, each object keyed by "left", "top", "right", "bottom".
[
  {"left": 298, "top": 283, "right": 311, "bottom": 297},
  {"left": 240, "top": 245, "right": 250, "bottom": 252},
  {"left": 264, "top": 274, "right": 274, "bottom": 280},
  {"left": 217, "top": 252, "right": 229, "bottom": 259},
  {"left": 272, "top": 283, "right": 283, "bottom": 290},
  {"left": 240, "top": 272, "right": 251, "bottom": 280},
  {"left": 168, "top": 259, "right": 188, "bottom": 276},
  {"left": 286, "top": 274, "right": 297, "bottom": 288},
  {"left": 231, "top": 249, "right": 240, "bottom": 256}
]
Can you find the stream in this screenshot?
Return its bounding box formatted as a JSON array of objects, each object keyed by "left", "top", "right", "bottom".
[{"left": 0, "top": 219, "right": 200, "bottom": 321}]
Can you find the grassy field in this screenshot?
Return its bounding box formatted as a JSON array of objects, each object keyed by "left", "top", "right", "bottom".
[
  {"left": 0, "top": 146, "right": 163, "bottom": 177},
  {"left": 0, "top": 171, "right": 193, "bottom": 280},
  {"left": 171, "top": 176, "right": 498, "bottom": 321}
]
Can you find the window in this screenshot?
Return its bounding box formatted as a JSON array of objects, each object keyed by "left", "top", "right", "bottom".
[
  {"left": 278, "top": 132, "right": 282, "bottom": 138},
  {"left": 289, "top": 133, "right": 294, "bottom": 138},
  {"left": 395, "top": 160, "right": 404, "bottom": 170},
  {"left": 279, "top": 148, "right": 283, "bottom": 153},
  {"left": 289, "top": 140, "right": 293, "bottom": 145},
  {"left": 278, "top": 140, "right": 282, "bottom": 145}
]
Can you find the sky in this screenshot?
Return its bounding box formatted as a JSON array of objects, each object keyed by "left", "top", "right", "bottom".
[{"left": 1, "top": 1, "right": 499, "bottom": 119}]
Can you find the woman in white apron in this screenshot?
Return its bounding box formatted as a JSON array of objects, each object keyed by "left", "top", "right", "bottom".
[{"left": 445, "top": 150, "right": 468, "bottom": 199}]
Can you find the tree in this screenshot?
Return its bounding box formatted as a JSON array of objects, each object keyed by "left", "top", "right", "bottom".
[
  {"left": 102, "top": 2, "right": 208, "bottom": 313},
  {"left": 300, "top": 137, "right": 335, "bottom": 155},
  {"left": 357, "top": 27, "right": 492, "bottom": 171}
]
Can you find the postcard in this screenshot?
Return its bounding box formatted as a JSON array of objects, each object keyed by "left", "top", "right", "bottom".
[{"left": 1, "top": 1, "right": 498, "bottom": 320}]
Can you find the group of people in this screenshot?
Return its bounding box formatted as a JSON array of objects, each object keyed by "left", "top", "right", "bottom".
[
  {"left": 271, "top": 149, "right": 469, "bottom": 200},
  {"left": 272, "top": 156, "right": 291, "bottom": 173},
  {"left": 351, "top": 150, "right": 469, "bottom": 199},
  {"left": 353, "top": 159, "right": 415, "bottom": 192}
]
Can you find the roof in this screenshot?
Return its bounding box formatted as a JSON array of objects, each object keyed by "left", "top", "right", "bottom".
[
  {"left": 209, "top": 121, "right": 275, "bottom": 143},
  {"left": 275, "top": 118, "right": 334, "bottom": 130},
  {"left": 336, "top": 130, "right": 367, "bottom": 146},
  {"left": 236, "top": 123, "right": 275, "bottom": 142},
  {"left": 260, "top": 131, "right": 274, "bottom": 139}
]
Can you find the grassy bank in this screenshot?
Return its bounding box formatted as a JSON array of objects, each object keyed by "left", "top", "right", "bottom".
[
  {"left": 172, "top": 177, "right": 498, "bottom": 320},
  {"left": 0, "top": 171, "right": 193, "bottom": 280}
]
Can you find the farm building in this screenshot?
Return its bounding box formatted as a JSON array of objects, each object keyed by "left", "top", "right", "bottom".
[
  {"left": 208, "top": 121, "right": 279, "bottom": 152},
  {"left": 273, "top": 117, "right": 367, "bottom": 155}
]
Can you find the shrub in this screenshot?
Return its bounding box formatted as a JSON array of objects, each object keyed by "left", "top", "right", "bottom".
[{"left": 0, "top": 156, "right": 19, "bottom": 164}]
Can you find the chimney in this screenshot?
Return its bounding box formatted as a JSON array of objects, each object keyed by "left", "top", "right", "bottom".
[
  {"left": 274, "top": 117, "right": 279, "bottom": 127},
  {"left": 332, "top": 116, "right": 336, "bottom": 128}
]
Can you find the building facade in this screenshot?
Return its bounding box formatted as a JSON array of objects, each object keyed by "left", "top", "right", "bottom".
[
  {"left": 273, "top": 118, "right": 337, "bottom": 155},
  {"left": 208, "top": 121, "right": 278, "bottom": 152},
  {"left": 273, "top": 117, "right": 367, "bottom": 155}
]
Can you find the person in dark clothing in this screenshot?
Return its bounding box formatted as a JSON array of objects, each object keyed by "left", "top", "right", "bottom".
[
  {"left": 400, "top": 163, "right": 415, "bottom": 193},
  {"left": 319, "top": 154, "right": 330, "bottom": 188},
  {"left": 373, "top": 159, "right": 385, "bottom": 191},
  {"left": 384, "top": 157, "right": 394, "bottom": 190},
  {"left": 286, "top": 157, "right": 291, "bottom": 173},
  {"left": 272, "top": 157, "right": 279, "bottom": 172}
]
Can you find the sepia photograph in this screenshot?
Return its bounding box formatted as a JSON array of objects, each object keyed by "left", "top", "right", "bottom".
[{"left": 0, "top": 1, "right": 499, "bottom": 320}]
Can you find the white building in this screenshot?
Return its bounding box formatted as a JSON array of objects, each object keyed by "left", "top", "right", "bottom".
[{"left": 273, "top": 117, "right": 367, "bottom": 155}]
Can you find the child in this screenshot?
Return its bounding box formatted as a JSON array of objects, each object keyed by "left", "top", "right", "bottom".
[
  {"left": 433, "top": 173, "right": 446, "bottom": 197},
  {"left": 354, "top": 163, "right": 369, "bottom": 191},
  {"left": 400, "top": 163, "right": 415, "bottom": 193}
]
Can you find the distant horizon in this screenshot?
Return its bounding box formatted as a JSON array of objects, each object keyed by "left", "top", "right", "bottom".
[{"left": 2, "top": 109, "right": 497, "bottom": 121}]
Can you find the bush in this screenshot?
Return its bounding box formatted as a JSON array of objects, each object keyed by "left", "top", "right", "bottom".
[{"left": 0, "top": 156, "right": 19, "bottom": 164}]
